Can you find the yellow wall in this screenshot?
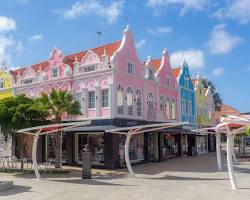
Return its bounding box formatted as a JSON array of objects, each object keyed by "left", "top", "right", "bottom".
[
  {"left": 0, "top": 70, "right": 13, "bottom": 100},
  {"left": 195, "top": 77, "right": 207, "bottom": 126}
]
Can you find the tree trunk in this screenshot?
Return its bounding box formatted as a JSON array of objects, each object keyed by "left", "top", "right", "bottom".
[
  {"left": 54, "top": 132, "right": 61, "bottom": 168},
  {"left": 17, "top": 134, "right": 24, "bottom": 170},
  {"left": 54, "top": 117, "right": 62, "bottom": 168}
]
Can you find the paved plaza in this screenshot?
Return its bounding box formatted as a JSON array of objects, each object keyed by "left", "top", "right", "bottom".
[{"left": 1, "top": 153, "right": 250, "bottom": 200}]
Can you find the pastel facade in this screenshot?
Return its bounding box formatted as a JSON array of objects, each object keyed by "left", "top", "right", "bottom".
[
  {"left": 0, "top": 64, "right": 13, "bottom": 100},
  {"left": 172, "top": 61, "right": 196, "bottom": 124},
  {"left": 193, "top": 74, "right": 207, "bottom": 126},
  {"left": 205, "top": 87, "right": 216, "bottom": 126},
  {"left": 10, "top": 26, "right": 183, "bottom": 168}
]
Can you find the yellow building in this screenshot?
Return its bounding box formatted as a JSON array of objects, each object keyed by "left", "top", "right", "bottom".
[
  {"left": 193, "top": 74, "right": 207, "bottom": 126},
  {"left": 0, "top": 63, "right": 13, "bottom": 100}
]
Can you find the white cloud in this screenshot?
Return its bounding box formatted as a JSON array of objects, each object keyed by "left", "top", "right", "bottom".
[
  {"left": 16, "top": 41, "right": 25, "bottom": 54},
  {"left": 135, "top": 39, "right": 146, "bottom": 49},
  {"left": 213, "top": 0, "right": 250, "bottom": 24},
  {"left": 207, "top": 24, "right": 243, "bottom": 55},
  {"left": 0, "top": 16, "right": 16, "bottom": 32},
  {"left": 0, "top": 35, "right": 14, "bottom": 63},
  {"left": 212, "top": 67, "right": 224, "bottom": 77},
  {"left": 148, "top": 26, "right": 172, "bottom": 36},
  {"left": 29, "top": 34, "right": 43, "bottom": 42},
  {"left": 147, "top": 0, "right": 210, "bottom": 16},
  {"left": 170, "top": 49, "right": 205, "bottom": 69},
  {"left": 56, "top": 0, "right": 124, "bottom": 25}
]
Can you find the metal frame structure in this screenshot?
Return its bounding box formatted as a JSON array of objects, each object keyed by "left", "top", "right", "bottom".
[
  {"left": 193, "top": 115, "right": 250, "bottom": 190},
  {"left": 107, "top": 122, "right": 188, "bottom": 177},
  {"left": 18, "top": 121, "right": 91, "bottom": 179}
]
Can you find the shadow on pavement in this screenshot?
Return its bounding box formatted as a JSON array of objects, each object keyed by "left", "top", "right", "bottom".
[
  {"left": 141, "top": 175, "right": 227, "bottom": 181},
  {"left": 50, "top": 178, "right": 136, "bottom": 187},
  {"left": 0, "top": 185, "right": 32, "bottom": 196}
]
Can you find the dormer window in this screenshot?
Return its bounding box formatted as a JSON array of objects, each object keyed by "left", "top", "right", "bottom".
[
  {"left": 128, "top": 63, "right": 133, "bottom": 74},
  {"left": 84, "top": 65, "right": 96, "bottom": 72},
  {"left": 0, "top": 79, "right": 4, "bottom": 89},
  {"left": 148, "top": 68, "right": 154, "bottom": 81},
  {"left": 23, "top": 78, "right": 33, "bottom": 85},
  {"left": 52, "top": 68, "right": 58, "bottom": 79},
  {"left": 184, "top": 77, "right": 189, "bottom": 88}
]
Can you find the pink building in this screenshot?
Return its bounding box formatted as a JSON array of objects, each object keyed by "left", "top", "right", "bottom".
[{"left": 12, "top": 26, "right": 181, "bottom": 168}]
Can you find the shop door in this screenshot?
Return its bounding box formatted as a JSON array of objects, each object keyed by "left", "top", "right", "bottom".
[{"left": 147, "top": 133, "right": 158, "bottom": 162}]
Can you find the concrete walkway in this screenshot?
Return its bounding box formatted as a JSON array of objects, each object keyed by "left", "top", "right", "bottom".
[{"left": 1, "top": 153, "right": 250, "bottom": 200}]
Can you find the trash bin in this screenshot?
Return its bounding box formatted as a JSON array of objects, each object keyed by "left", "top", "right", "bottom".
[{"left": 82, "top": 150, "right": 92, "bottom": 179}]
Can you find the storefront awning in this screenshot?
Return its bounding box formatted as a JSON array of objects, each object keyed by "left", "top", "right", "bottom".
[{"left": 65, "top": 125, "right": 118, "bottom": 133}]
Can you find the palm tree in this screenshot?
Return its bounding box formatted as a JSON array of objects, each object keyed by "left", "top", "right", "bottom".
[{"left": 37, "top": 89, "right": 81, "bottom": 168}]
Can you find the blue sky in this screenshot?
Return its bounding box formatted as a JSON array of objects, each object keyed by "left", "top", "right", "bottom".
[{"left": 0, "top": 0, "right": 249, "bottom": 112}]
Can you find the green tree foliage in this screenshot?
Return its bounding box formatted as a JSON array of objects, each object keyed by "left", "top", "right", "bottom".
[
  {"left": 36, "top": 89, "right": 81, "bottom": 168},
  {"left": 0, "top": 94, "right": 48, "bottom": 137},
  {"left": 202, "top": 79, "right": 223, "bottom": 111},
  {"left": 247, "top": 126, "right": 250, "bottom": 136},
  {"left": 0, "top": 95, "right": 48, "bottom": 167}
]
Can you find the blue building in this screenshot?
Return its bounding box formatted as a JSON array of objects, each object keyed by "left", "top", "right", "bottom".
[{"left": 172, "top": 60, "right": 196, "bottom": 156}]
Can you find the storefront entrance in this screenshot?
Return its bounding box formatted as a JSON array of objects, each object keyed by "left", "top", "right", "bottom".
[
  {"left": 75, "top": 133, "right": 105, "bottom": 165},
  {"left": 181, "top": 135, "right": 188, "bottom": 156},
  {"left": 147, "top": 133, "right": 159, "bottom": 162},
  {"left": 160, "top": 133, "right": 180, "bottom": 160},
  {"left": 196, "top": 135, "right": 208, "bottom": 154},
  {"left": 118, "top": 133, "right": 145, "bottom": 167},
  {"left": 45, "top": 133, "right": 67, "bottom": 164}
]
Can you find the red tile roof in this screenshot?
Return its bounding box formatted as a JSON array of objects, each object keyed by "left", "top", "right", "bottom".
[
  {"left": 12, "top": 40, "right": 122, "bottom": 77},
  {"left": 171, "top": 68, "right": 181, "bottom": 78},
  {"left": 192, "top": 79, "right": 197, "bottom": 86},
  {"left": 151, "top": 59, "right": 161, "bottom": 70}
]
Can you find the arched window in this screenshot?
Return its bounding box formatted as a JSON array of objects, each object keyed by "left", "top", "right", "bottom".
[
  {"left": 182, "top": 98, "right": 186, "bottom": 114},
  {"left": 148, "top": 93, "right": 153, "bottom": 111},
  {"left": 127, "top": 87, "right": 133, "bottom": 116},
  {"left": 159, "top": 96, "right": 165, "bottom": 111},
  {"left": 165, "top": 97, "right": 170, "bottom": 119},
  {"left": 188, "top": 98, "right": 192, "bottom": 115},
  {"left": 171, "top": 99, "right": 176, "bottom": 120},
  {"left": 136, "top": 89, "right": 142, "bottom": 117},
  {"left": 117, "top": 84, "right": 124, "bottom": 114}
]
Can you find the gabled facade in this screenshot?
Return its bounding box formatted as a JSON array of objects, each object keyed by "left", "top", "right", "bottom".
[
  {"left": 0, "top": 63, "right": 13, "bottom": 100},
  {"left": 172, "top": 61, "right": 195, "bottom": 124},
  {"left": 193, "top": 73, "right": 207, "bottom": 126},
  {"left": 11, "top": 25, "right": 184, "bottom": 168},
  {"left": 205, "top": 86, "right": 216, "bottom": 126}
]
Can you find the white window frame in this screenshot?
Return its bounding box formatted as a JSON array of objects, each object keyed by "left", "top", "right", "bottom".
[
  {"left": 127, "top": 87, "right": 133, "bottom": 116},
  {"left": 128, "top": 63, "right": 133, "bottom": 74},
  {"left": 51, "top": 67, "right": 59, "bottom": 79},
  {"left": 165, "top": 97, "right": 170, "bottom": 119},
  {"left": 159, "top": 96, "right": 165, "bottom": 111},
  {"left": 88, "top": 90, "right": 96, "bottom": 109},
  {"left": 135, "top": 89, "right": 142, "bottom": 117},
  {"left": 148, "top": 68, "right": 154, "bottom": 81},
  {"left": 117, "top": 84, "right": 124, "bottom": 114},
  {"left": 171, "top": 99, "right": 176, "bottom": 120},
  {"left": 23, "top": 78, "right": 33, "bottom": 85},
  {"left": 101, "top": 89, "right": 109, "bottom": 108},
  {"left": 83, "top": 64, "right": 96, "bottom": 73}
]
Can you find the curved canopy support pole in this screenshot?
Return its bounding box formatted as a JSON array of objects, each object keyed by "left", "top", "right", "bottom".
[
  {"left": 231, "top": 135, "right": 238, "bottom": 164},
  {"left": 124, "top": 132, "right": 134, "bottom": 177},
  {"left": 32, "top": 130, "right": 41, "bottom": 179},
  {"left": 226, "top": 126, "right": 237, "bottom": 190},
  {"left": 216, "top": 133, "right": 222, "bottom": 171}
]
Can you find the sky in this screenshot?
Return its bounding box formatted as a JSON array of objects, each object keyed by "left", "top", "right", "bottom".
[{"left": 0, "top": 0, "right": 249, "bottom": 112}]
